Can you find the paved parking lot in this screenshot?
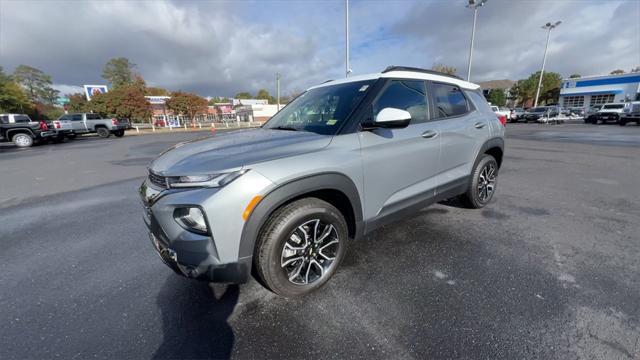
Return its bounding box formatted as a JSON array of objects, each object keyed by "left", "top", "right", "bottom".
[{"left": 1, "top": 124, "right": 639, "bottom": 359}]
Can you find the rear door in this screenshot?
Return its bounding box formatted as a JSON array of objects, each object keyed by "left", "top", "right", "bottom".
[
  {"left": 70, "top": 114, "right": 88, "bottom": 132},
  {"left": 430, "top": 82, "right": 490, "bottom": 192},
  {"left": 359, "top": 79, "right": 441, "bottom": 222}
]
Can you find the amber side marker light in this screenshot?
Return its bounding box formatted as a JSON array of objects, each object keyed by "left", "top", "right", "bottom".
[{"left": 243, "top": 195, "right": 263, "bottom": 221}]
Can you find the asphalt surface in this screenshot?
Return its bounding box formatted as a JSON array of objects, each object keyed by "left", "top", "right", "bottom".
[{"left": 1, "top": 124, "right": 639, "bottom": 359}]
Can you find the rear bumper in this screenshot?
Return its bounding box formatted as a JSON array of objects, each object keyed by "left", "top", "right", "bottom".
[{"left": 36, "top": 131, "right": 57, "bottom": 139}]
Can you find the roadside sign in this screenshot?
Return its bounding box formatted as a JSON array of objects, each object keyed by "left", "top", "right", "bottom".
[{"left": 83, "top": 85, "right": 108, "bottom": 101}]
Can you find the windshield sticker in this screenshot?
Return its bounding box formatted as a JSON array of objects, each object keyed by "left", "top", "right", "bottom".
[
  {"left": 359, "top": 85, "right": 369, "bottom": 92},
  {"left": 326, "top": 119, "right": 338, "bottom": 125}
]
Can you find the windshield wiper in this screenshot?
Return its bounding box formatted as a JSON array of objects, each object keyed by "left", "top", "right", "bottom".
[{"left": 271, "top": 126, "right": 300, "bottom": 131}]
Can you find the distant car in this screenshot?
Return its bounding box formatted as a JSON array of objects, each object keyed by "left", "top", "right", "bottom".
[
  {"left": 523, "top": 106, "right": 558, "bottom": 123},
  {"left": 0, "top": 113, "right": 58, "bottom": 148},
  {"left": 56, "top": 113, "right": 127, "bottom": 138},
  {"left": 584, "top": 105, "right": 603, "bottom": 123},
  {"left": 567, "top": 107, "right": 584, "bottom": 117},
  {"left": 510, "top": 108, "right": 525, "bottom": 122},
  {"left": 594, "top": 103, "right": 625, "bottom": 124},
  {"left": 619, "top": 101, "right": 640, "bottom": 126}
]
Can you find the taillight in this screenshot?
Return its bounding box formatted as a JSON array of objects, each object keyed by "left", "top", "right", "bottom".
[
  {"left": 39, "top": 121, "right": 48, "bottom": 130},
  {"left": 111, "top": 118, "right": 118, "bottom": 125},
  {"left": 54, "top": 121, "right": 61, "bottom": 129},
  {"left": 498, "top": 115, "right": 507, "bottom": 126}
]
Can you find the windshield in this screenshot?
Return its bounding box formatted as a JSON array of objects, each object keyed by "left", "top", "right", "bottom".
[
  {"left": 602, "top": 104, "right": 624, "bottom": 109},
  {"left": 263, "top": 80, "right": 374, "bottom": 135}
]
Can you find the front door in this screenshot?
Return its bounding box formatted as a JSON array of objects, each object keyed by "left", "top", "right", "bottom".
[
  {"left": 359, "top": 79, "right": 441, "bottom": 223},
  {"left": 70, "top": 114, "right": 87, "bottom": 133}
]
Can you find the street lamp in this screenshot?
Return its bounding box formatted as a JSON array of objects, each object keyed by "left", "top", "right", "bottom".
[
  {"left": 345, "top": 0, "right": 352, "bottom": 77},
  {"left": 466, "top": 0, "right": 487, "bottom": 82},
  {"left": 533, "top": 21, "right": 562, "bottom": 107},
  {"left": 276, "top": 73, "right": 281, "bottom": 110}
]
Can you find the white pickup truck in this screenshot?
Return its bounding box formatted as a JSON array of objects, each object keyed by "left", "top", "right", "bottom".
[{"left": 56, "top": 113, "right": 128, "bottom": 138}]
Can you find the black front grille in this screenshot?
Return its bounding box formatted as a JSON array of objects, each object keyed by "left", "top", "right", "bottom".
[{"left": 148, "top": 171, "right": 167, "bottom": 189}]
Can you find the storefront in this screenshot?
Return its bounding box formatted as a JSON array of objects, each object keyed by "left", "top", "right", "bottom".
[{"left": 560, "top": 73, "right": 640, "bottom": 109}]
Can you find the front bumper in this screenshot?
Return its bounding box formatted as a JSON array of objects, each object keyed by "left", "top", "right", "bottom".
[{"left": 139, "top": 170, "right": 273, "bottom": 283}]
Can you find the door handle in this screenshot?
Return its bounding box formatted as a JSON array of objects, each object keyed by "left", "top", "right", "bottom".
[
  {"left": 421, "top": 130, "right": 438, "bottom": 139},
  {"left": 474, "top": 122, "right": 486, "bottom": 129}
]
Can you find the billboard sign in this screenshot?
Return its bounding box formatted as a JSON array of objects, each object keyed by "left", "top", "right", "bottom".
[{"left": 84, "top": 85, "right": 108, "bottom": 101}]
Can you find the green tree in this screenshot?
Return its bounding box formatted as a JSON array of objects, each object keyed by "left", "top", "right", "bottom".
[
  {"left": 66, "top": 93, "right": 90, "bottom": 112},
  {"left": 610, "top": 69, "right": 624, "bottom": 75},
  {"left": 431, "top": 63, "right": 457, "bottom": 75},
  {"left": 166, "top": 91, "right": 209, "bottom": 123},
  {"left": 537, "top": 71, "right": 562, "bottom": 105},
  {"left": 102, "top": 57, "right": 136, "bottom": 88},
  {"left": 256, "top": 89, "right": 275, "bottom": 103},
  {"left": 234, "top": 92, "right": 252, "bottom": 99},
  {"left": 0, "top": 67, "right": 32, "bottom": 112},
  {"left": 41, "top": 87, "right": 60, "bottom": 106},
  {"left": 569, "top": 74, "right": 581, "bottom": 79},
  {"left": 486, "top": 89, "right": 506, "bottom": 107},
  {"left": 12, "top": 64, "right": 55, "bottom": 103}
]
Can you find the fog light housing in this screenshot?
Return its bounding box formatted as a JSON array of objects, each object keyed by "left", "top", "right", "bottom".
[{"left": 174, "top": 207, "right": 209, "bottom": 235}]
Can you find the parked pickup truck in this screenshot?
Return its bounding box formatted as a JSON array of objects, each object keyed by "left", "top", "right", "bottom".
[
  {"left": 0, "top": 113, "right": 59, "bottom": 148},
  {"left": 56, "top": 113, "right": 127, "bottom": 138},
  {"left": 619, "top": 101, "right": 640, "bottom": 126},
  {"left": 594, "top": 103, "right": 625, "bottom": 124}
]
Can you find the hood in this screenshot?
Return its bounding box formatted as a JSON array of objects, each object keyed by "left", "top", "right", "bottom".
[{"left": 149, "top": 128, "right": 332, "bottom": 175}]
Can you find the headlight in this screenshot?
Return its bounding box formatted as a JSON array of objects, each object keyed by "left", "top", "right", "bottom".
[
  {"left": 168, "top": 169, "right": 248, "bottom": 188},
  {"left": 174, "top": 207, "right": 209, "bottom": 234}
]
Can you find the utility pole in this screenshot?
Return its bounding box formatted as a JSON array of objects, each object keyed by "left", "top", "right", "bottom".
[
  {"left": 345, "top": 0, "right": 351, "bottom": 77},
  {"left": 276, "top": 73, "right": 281, "bottom": 110},
  {"left": 466, "top": 0, "right": 487, "bottom": 82},
  {"left": 534, "top": 21, "right": 561, "bottom": 107}
]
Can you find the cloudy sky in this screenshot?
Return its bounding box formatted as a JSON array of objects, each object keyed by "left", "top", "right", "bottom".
[{"left": 1, "top": 0, "right": 639, "bottom": 97}]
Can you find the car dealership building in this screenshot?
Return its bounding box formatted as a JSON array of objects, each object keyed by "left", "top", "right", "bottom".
[{"left": 560, "top": 72, "right": 640, "bottom": 109}]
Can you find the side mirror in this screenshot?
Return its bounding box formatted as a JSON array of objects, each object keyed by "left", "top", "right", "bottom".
[{"left": 363, "top": 107, "right": 411, "bottom": 129}]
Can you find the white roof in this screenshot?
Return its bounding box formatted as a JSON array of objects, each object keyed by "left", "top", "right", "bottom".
[{"left": 308, "top": 70, "right": 480, "bottom": 91}]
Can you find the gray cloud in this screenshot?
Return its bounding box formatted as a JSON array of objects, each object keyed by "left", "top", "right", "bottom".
[{"left": 1, "top": 0, "right": 638, "bottom": 97}]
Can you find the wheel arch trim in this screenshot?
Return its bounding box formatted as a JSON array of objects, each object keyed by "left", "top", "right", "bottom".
[{"left": 238, "top": 172, "right": 363, "bottom": 259}]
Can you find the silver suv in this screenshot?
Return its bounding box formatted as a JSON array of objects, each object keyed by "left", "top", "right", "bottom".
[{"left": 140, "top": 66, "right": 505, "bottom": 297}]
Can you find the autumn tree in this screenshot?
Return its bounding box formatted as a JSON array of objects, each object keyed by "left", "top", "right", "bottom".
[
  {"left": 166, "top": 91, "right": 208, "bottom": 123},
  {"left": 89, "top": 84, "right": 151, "bottom": 121},
  {"left": 12, "top": 65, "right": 57, "bottom": 103},
  {"left": 102, "top": 57, "right": 136, "bottom": 88},
  {"left": 0, "top": 66, "right": 31, "bottom": 113},
  {"left": 66, "top": 93, "right": 90, "bottom": 112},
  {"left": 431, "top": 63, "right": 457, "bottom": 75},
  {"left": 147, "top": 87, "right": 170, "bottom": 96}
]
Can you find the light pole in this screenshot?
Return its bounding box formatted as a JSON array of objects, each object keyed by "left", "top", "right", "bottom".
[
  {"left": 534, "top": 21, "right": 561, "bottom": 107},
  {"left": 276, "top": 73, "right": 281, "bottom": 110},
  {"left": 345, "top": 0, "right": 352, "bottom": 77},
  {"left": 466, "top": 0, "right": 487, "bottom": 82}
]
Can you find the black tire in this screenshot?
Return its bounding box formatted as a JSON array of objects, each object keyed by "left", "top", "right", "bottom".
[
  {"left": 96, "top": 127, "right": 110, "bottom": 138},
  {"left": 12, "top": 133, "right": 34, "bottom": 148},
  {"left": 460, "top": 154, "right": 499, "bottom": 209},
  {"left": 254, "top": 198, "right": 348, "bottom": 297},
  {"left": 113, "top": 129, "right": 125, "bottom": 137},
  {"left": 619, "top": 120, "right": 626, "bottom": 126},
  {"left": 66, "top": 133, "right": 77, "bottom": 140}
]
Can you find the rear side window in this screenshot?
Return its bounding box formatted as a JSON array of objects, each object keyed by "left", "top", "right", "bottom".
[
  {"left": 373, "top": 80, "right": 428, "bottom": 124},
  {"left": 59, "top": 115, "right": 71, "bottom": 121},
  {"left": 14, "top": 115, "right": 31, "bottom": 123},
  {"left": 466, "top": 90, "right": 494, "bottom": 115},
  {"left": 71, "top": 114, "right": 83, "bottom": 121},
  {"left": 0, "top": 115, "right": 8, "bottom": 124},
  {"left": 86, "top": 113, "right": 101, "bottom": 120},
  {"left": 432, "top": 83, "right": 469, "bottom": 118}
]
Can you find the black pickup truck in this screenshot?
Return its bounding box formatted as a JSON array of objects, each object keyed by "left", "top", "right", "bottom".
[{"left": 0, "top": 114, "right": 58, "bottom": 148}]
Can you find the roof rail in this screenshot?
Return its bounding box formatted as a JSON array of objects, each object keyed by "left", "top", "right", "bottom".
[{"left": 382, "top": 66, "right": 464, "bottom": 81}]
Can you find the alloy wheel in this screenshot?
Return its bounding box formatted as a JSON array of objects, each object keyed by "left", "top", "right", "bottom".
[
  {"left": 477, "top": 162, "right": 497, "bottom": 203},
  {"left": 280, "top": 219, "right": 340, "bottom": 285}
]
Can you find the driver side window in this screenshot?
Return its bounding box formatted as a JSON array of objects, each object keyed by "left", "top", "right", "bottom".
[{"left": 373, "top": 80, "right": 428, "bottom": 124}]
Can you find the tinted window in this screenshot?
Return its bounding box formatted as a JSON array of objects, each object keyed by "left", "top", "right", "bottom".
[
  {"left": 466, "top": 90, "right": 494, "bottom": 115},
  {"left": 432, "top": 83, "right": 468, "bottom": 118},
  {"left": 71, "top": 114, "right": 83, "bottom": 121},
  {"left": 86, "top": 113, "right": 101, "bottom": 120},
  {"left": 14, "top": 115, "right": 32, "bottom": 123},
  {"left": 0, "top": 115, "right": 8, "bottom": 124},
  {"left": 373, "top": 80, "right": 428, "bottom": 124},
  {"left": 602, "top": 104, "right": 624, "bottom": 109},
  {"left": 59, "top": 115, "right": 71, "bottom": 121}
]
